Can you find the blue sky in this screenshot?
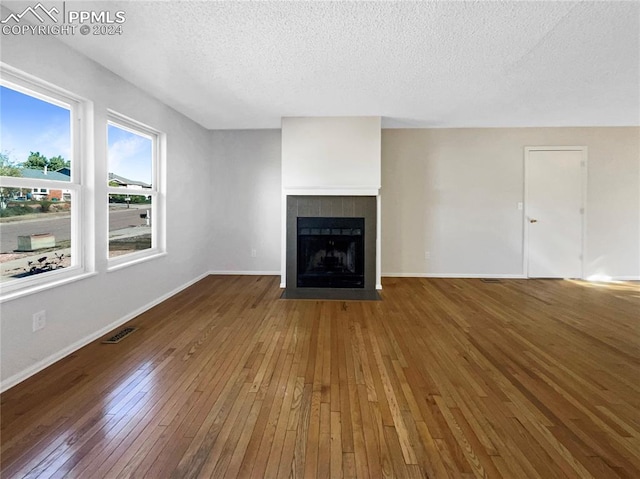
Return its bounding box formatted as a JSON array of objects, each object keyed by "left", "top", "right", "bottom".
[
  {"left": 1, "top": 85, "right": 152, "bottom": 185},
  {"left": 108, "top": 124, "right": 152, "bottom": 185},
  {"left": 0, "top": 85, "right": 71, "bottom": 165}
]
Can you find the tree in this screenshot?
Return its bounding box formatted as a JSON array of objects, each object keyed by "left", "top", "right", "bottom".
[
  {"left": 0, "top": 152, "right": 22, "bottom": 209},
  {"left": 23, "top": 151, "right": 48, "bottom": 170},
  {"left": 48, "top": 155, "right": 69, "bottom": 171},
  {"left": 22, "top": 152, "right": 70, "bottom": 171},
  {"left": 0, "top": 152, "right": 21, "bottom": 177}
]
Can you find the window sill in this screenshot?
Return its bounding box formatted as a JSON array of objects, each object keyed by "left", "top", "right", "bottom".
[
  {"left": 0, "top": 269, "right": 97, "bottom": 303},
  {"left": 107, "top": 250, "right": 167, "bottom": 273}
]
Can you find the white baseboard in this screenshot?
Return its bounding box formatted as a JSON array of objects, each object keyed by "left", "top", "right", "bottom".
[
  {"left": 209, "top": 270, "right": 281, "bottom": 276},
  {"left": 382, "top": 273, "right": 639, "bottom": 281},
  {"left": 382, "top": 273, "right": 527, "bottom": 279},
  {"left": 0, "top": 272, "right": 210, "bottom": 394}
]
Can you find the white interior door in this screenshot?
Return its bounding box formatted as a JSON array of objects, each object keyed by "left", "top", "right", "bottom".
[{"left": 526, "top": 148, "right": 585, "bottom": 278}]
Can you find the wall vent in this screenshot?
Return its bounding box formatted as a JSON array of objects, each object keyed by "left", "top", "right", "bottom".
[{"left": 102, "top": 327, "right": 137, "bottom": 344}]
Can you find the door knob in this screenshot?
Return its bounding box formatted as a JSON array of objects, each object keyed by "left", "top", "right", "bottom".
[{"left": 529, "top": 219, "right": 538, "bottom": 223}]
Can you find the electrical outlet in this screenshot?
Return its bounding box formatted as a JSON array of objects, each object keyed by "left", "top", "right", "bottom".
[
  {"left": 251, "top": 249, "right": 257, "bottom": 258},
  {"left": 32, "top": 310, "right": 46, "bottom": 332},
  {"left": 424, "top": 251, "right": 431, "bottom": 260}
]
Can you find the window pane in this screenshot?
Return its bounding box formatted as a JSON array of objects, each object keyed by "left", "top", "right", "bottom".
[
  {"left": 108, "top": 124, "right": 153, "bottom": 189},
  {"left": 0, "top": 86, "right": 71, "bottom": 182},
  {"left": 108, "top": 194, "right": 152, "bottom": 258},
  {"left": 0, "top": 192, "right": 73, "bottom": 283}
]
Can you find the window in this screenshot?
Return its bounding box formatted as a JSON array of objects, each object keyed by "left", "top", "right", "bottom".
[
  {"left": 107, "top": 113, "right": 163, "bottom": 268},
  {"left": 0, "top": 69, "right": 85, "bottom": 297}
]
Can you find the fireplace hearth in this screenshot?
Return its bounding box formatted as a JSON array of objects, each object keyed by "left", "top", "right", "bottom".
[{"left": 297, "top": 217, "right": 364, "bottom": 288}]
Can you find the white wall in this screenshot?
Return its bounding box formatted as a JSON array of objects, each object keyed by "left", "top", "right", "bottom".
[
  {"left": 282, "top": 117, "right": 381, "bottom": 190},
  {"left": 209, "top": 130, "right": 282, "bottom": 274},
  {"left": 382, "top": 128, "right": 640, "bottom": 279},
  {"left": 0, "top": 16, "right": 212, "bottom": 389},
  {"left": 206, "top": 127, "right": 639, "bottom": 281}
]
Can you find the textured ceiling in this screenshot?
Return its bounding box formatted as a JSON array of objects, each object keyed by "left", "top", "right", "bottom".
[{"left": 12, "top": 1, "right": 640, "bottom": 129}]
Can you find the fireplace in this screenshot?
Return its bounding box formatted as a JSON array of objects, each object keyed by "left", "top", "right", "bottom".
[
  {"left": 284, "top": 195, "right": 378, "bottom": 299},
  {"left": 297, "top": 217, "right": 364, "bottom": 288},
  {"left": 281, "top": 117, "right": 381, "bottom": 298}
]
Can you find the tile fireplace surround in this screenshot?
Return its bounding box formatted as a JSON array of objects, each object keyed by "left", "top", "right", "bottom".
[{"left": 283, "top": 195, "right": 379, "bottom": 300}]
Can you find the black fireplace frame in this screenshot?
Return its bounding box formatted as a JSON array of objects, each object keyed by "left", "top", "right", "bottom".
[{"left": 297, "top": 217, "right": 365, "bottom": 288}]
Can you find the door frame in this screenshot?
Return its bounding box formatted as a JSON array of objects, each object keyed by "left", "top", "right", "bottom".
[{"left": 523, "top": 146, "right": 588, "bottom": 279}]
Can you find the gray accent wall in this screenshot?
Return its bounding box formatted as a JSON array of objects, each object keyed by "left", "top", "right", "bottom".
[
  {"left": 209, "top": 130, "right": 282, "bottom": 273},
  {"left": 286, "top": 196, "right": 377, "bottom": 290}
]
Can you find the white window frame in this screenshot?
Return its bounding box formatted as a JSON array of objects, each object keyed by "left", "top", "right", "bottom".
[
  {"left": 0, "top": 67, "right": 91, "bottom": 301},
  {"left": 106, "top": 111, "right": 165, "bottom": 270}
]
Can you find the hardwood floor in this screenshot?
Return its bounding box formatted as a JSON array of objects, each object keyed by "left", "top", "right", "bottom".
[{"left": 1, "top": 276, "right": 639, "bottom": 478}]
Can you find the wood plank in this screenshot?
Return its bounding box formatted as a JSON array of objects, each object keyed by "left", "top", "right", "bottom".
[{"left": 330, "top": 411, "right": 344, "bottom": 479}]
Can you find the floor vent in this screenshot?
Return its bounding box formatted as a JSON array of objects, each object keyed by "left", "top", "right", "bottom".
[
  {"left": 102, "top": 327, "right": 137, "bottom": 344},
  {"left": 480, "top": 278, "right": 502, "bottom": 283}
]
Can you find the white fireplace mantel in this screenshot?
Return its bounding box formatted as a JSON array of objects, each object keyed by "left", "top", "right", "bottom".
[{"left": 283, "top": 186, "right": 380, "bottom": 197}]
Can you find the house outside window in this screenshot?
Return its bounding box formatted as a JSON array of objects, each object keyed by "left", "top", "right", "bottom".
[
  {"left": 0, "top": 68, "right": 87, "bottom": 298},
  {"left": 107, "top": 112, "right": 164, "bottom": 268}
]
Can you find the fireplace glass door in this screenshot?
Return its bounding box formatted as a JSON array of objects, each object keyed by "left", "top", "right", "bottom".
[{"left": 297, "top": 217, "right": 364, "bottom": 288}]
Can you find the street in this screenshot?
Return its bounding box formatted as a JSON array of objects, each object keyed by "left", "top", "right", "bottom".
[{"left": 0, "top": 205, "right": 151, "bottom": 253}]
